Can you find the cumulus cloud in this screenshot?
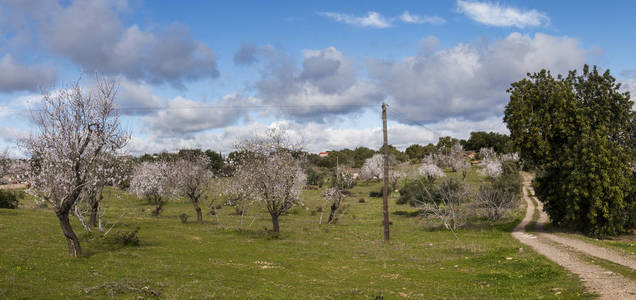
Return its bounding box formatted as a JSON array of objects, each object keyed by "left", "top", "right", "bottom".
[
  {"left": 238, "top": 45, "right": 384, "bottom": 122},
  {"left": 0, "top": 54, "right": 56, "bottom": 93},
  {"left": 3, "top": 0, "right": 219, "bottom": 88},
  {"left": 116, "top": 79, "right": 162, "bottom": 115},
  {"left": 140, "top": 93, "right": 259, "bottom": 136},
  {"left": 456, "top": 0, "right": 549, "bottom": 28},
  {"left": 369, "top": 32, "right": 586, "bottom": 124},
  {"left": 126, "top": 120, "right": 435, "bottom": 155},
  {"left": 124, "top": 115, "right": 511, "bottom": 156},
  {"left": 234, "top": 43, "right": 263, "bottom": 65},
  {"left": 318, "top": 10, "right": 445, "bottom": 28}
]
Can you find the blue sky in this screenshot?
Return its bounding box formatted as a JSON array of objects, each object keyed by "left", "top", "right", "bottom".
[{"left": 0, "top": 0, "right": 635, "bottom": 156}]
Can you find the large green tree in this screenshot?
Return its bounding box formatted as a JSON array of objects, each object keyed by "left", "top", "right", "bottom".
[
  {"left": 463, "top": 131, "right": 511, "bottom": 153},
  {"left": 505, "top": 65, "right": 635, "bottom": 237}
]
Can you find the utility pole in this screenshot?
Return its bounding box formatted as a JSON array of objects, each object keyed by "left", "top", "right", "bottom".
[{"left": 381, "top": 102, "right": 390, "bottom": 242}]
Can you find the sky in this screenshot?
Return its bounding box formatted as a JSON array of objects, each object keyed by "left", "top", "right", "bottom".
[{"left": 0, "top": 0, "right": 635, "bottom": 157}]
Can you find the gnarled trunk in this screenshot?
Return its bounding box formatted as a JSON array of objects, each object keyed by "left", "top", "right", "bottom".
[
  {"left": 152, "top": 197, "right": 163, "bottom": 216},
  {"left": 328, "top": 203, "right": 338, "bottom": 224},
  {"left": 56, "top": 209, "right": 81, "bottom": 258},
  {"left": 89, "top": 192, "right": 102, "bottom": 227},
  {"left": 271, "top": 213, "right": 280, "bottom": 233},
  {"left": 192, "top": 200, "right": 203, "bottom": 224}
]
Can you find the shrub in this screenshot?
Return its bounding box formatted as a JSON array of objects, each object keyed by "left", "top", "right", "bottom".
[
  {"left": 0, "top": 190, "right": 22, "bottom": 209},
  {"left": 108, "top": 228, "right": 140, "bottom": 246},
  {"left": 396, "top": 178, "right": 434, "bottom": 206},
  {"left": 415, "top": 178, "right": 472, "bottom": 232},
  {"left": 476, "top": 161, "right": 522, "bottom": 221},
  {"left": 369, "top": 188, "right": 391, "bottom": 198},
  {"left": 179, "top": 213, "right": 188, "bottom": 224}
]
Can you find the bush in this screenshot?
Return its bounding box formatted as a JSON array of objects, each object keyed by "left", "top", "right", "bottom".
[
  {"left": 179, "top": 213, "right": 188, "bottom": 224},
  {"left": 369, "top": 187, "right": 391, "bottom": 198},
  {"left": 475, "top": 161, "right": 522, "bottom": 221},
  {"left": 417, "top": 178, "right": 471, "bottom": 232},
  {"left": 108, "top": 228, "right": 140, "bottom": 246},
  {"left": 397, "top": 178, "right": 434, "bottom": 206},
  {"left": 0, "top": 190, "right": 23, "bottom": 209}
]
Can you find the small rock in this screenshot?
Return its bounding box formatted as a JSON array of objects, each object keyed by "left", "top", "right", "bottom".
[{"left": 506, "top": 257, "right": 513, "bottom": 260}]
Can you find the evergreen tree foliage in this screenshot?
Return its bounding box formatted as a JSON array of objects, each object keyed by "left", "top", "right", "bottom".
[{"left": 505, "top": 65, "right": 635, "bottom": 237}]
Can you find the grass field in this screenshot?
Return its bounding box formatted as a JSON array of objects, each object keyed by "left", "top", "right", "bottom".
[{"left": 0, "top": 176, "right": 594, "bottom": 299}]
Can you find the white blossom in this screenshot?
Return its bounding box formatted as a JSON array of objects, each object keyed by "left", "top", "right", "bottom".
[
  {"left": 130, "top": 161, "right": 170, "bottom": 203},
  {"left": 358, "top": 154, "right": 384, "bottom": 180},
  {"left": 418, "top": 164, "right": 445, "bottom": 180}
]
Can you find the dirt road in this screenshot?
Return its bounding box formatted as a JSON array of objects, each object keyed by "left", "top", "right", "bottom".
[{"left": 512, "top": 174, "right": 636, "bottom": 299}]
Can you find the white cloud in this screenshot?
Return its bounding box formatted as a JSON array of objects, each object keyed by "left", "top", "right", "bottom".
[
  {"left": 116, "top": 78, "right": 162, "bottom": 115},
  {"left": 369, "top": 33, "right": 585, "bottom": 124},
  {"left": 457, "top": 0, "right": 549, "bottom": 28},
  {"left": 0, "top": 54, "right": 56, "bottom": 93},
  {"left": 124, "top": 116, "right": 509, "bottom": 156},
  {"left": 399, "top": 11, "right": 446, "bottom": 25},
  {"left": 2, "top": 0, "right": 219, "bottom": 88},
  {"left": 241, "top": 45, "right": 384, "bottom": 122},
  {"left": 140, "top": 93, "right": 259, "bottom": 135},
  {"left": 318, "top": 10, "right": 445, "bottom": 28},
  {"left": 319, "top": 11, "right": 392, "bottom": 28},
  {"left": 0, "top": 93, "right": 42, "bottom": 118}
]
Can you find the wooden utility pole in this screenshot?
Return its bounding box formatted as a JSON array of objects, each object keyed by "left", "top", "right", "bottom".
[{"left": 382, "top": 102, "right": 390, "bottom": 242}]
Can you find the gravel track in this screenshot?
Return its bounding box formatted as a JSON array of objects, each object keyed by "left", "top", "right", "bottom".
[{"left": 512, "top": 174, "right": 636, "bottom": 299}]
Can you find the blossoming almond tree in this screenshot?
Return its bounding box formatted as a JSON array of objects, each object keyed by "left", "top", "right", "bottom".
[
  {"left": 169, "top": 154, "right": 213, "bottom": 224},
  {"left": 25, "top": 77, "right": 128, "bottom": 257},
  {"left": 358, "top": 154, "right": 383, "bottom": 181},
  {"left": 417, "top": 163, "right": 445, "bottom": 181},
  {"left": 322, "top": 167, "right": 355, "bottom": 224},
  {"left": 231, "top": 129, "right": 306, "bottom": 233},
  {"left": 129, "top": 161, "right": 170, "bottom": 216}
]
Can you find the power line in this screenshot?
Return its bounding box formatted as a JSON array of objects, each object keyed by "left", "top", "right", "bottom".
[{"left": 0, "top": 103, "right": 379, "bottom": 114}]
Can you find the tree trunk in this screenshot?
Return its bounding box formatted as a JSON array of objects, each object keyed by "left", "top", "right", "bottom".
[
  {"left": 271, "top": 214, "right": 280, "bottom": 233},
  {"left": 193, "top": 200, "right": 203, "bottom": 224},
  {"left": 152, "top": 199, "right": 163, "bottom": 216},
  {"left": 56, "top": 210, "right": 81, "bottom": 258},
  {"left": 89, "top": 192, "right": 101, "bottom": 227},
  {"left": 328, "top": 203, "right": 337, "bottom": 224}
]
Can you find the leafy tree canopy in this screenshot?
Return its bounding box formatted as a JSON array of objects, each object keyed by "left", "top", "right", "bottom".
[{"left": 504, "top": 65, "right": 635, "bottom": 237}]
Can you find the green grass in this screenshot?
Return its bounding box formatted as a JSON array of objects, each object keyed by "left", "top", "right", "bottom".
[
  {"left": 552, "top": 231, "right": 636, "bottom": 255},
  {"left": 0, "top": 179, "right": 593, "bottom": 299}
]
